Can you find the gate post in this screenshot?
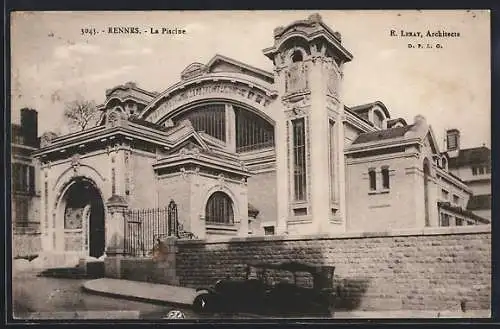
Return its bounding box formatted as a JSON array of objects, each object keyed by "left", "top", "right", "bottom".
[{"left": 104, "top": 194, "right": 128, "bottom": 278}]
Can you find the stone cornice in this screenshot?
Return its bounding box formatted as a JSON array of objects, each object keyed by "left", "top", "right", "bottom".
[
  {"left": 344, "top": 111, "right": 377, "bottom": 134},
  {"left": 178, "top": 224, "right": 491, "bottom": 245},
  {"left": 346, "top": 151, "right": 418, "bottom": 165},
  {"left": 154, "top": 153, "right": 252, "bottom": 177},
  {"left": 435, "top": 167, "right": 472, "bottom": 194},
  {"left": 32, "top": 121, "right": 206, "bottom": 157},
  {"left": 345, "top": 137, "right": 421, "bottom": 155}
]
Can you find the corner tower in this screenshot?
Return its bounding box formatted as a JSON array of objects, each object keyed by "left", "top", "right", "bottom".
[{"left": 263, "top": 14, "right": 353, "bottom": 235}]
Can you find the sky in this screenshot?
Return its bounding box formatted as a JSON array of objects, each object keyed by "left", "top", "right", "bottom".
[{"left": 10, "top": 10, "right": 490, "bottom": 150}]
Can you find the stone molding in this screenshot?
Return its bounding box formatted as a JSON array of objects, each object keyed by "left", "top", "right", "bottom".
[{"left": 177, "top": 224, "right": 491, "bottom": 245}]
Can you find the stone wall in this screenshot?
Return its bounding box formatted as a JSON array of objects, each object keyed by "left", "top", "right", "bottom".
[
  {"left": 13, "top": 232, "right": 41, "bottom": 257},
  {"left": 175, "top": 226, "right": 490, "bottom": 311}
]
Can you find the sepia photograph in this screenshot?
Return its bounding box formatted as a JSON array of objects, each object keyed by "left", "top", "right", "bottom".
[{"left": 10, "top": 10, "right": 491, "bottom": 320}]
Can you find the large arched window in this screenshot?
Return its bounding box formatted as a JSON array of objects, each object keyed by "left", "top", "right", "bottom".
[
  {"left": 205, "top": 191, "right": 234, "bottom": 225},
  {"left": 235, "top": 106, "right": 274, "bottom": 152},
  {"left": 174, "top": 104, "right": 226, "bottom": 141}
]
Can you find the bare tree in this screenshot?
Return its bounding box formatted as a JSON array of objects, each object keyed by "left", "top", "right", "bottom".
[{"left": 63, "top": 99, "right": 100, "bottom": 131}]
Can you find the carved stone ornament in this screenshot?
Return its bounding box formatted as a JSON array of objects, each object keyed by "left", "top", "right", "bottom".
[
  {"left": 217, "top": 173, "right": 226, "bottom": 186},
  {"left": 71, "top": 153, "right": 81, "bottom": 175},
  {"left": 40, "top": 131, "right": 59, "bottom": 148}
]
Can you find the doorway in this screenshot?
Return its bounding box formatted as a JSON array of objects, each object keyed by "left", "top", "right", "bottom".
[{"left": 63, "top": 178, "right": 105, "bottom": 257}]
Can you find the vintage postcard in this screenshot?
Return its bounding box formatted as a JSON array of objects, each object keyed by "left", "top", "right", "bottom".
[{"left": 10, "top": 10, "right": 491, "bottom": 320}]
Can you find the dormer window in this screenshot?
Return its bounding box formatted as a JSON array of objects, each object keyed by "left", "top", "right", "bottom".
[
  {"left": 441, "top": 157, "right": 448, "bottom": 171},
  {"left": 373, "top": 110, "right": 384, "bottom": 129}
]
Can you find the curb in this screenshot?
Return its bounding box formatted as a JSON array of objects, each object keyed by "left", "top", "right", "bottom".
[{"left": 81, "top": 281, "right": 193, "bottom": 308}]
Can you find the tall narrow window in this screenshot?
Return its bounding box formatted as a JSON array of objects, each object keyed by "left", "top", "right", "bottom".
[
  {"left": 472, "top": 167, "right": 477, "bottom": 175},
  {"left": 111, "top": 168, "right": 116, "bottom": 195},
  {"left": 382, "top": 167, "right": 390, "bottom": 189},
  {"left": 440, "top": 213, "right": 450, "bottom": 227},
  {"left": 205, "top": 192, "right": 234, "bottom": 225},
  {"left": 369, "top": 169, "right": 376, "bottom": 191},
  {"left": 292, "top": 118, "right": 307, "bottom": 201},
  {"left": 28, "top": 166, "right": 35, "bottom": 194}
]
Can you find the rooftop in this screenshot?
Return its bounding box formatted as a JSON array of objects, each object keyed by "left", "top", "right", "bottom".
[
  {"left": 467, "top": 194, "right": 492, "bottom": 211},
  {"left": 352, "top": 125, "right": 415, "bottom": 145},
  {"left": 448, "top": 147, "right": 491, "bottom": 168}
]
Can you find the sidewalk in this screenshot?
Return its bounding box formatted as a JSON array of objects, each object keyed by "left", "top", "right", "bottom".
[
  {"left": 82, "top": 278, "right": 491, "bottom": 319},
  {"left": 82, "top": 278, "right": 197, "bottom": 306}
]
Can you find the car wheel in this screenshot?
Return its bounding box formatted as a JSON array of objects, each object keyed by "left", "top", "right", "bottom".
[{"left": 192, "top": 293, "right": 211, "bottom": 313}]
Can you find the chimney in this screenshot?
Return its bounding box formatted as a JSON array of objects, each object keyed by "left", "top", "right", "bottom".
[
  {"left": 413, "top": 114, "right": 427, "bottom": 126},
  {"left": 446, "top": 129, "right": 460, "bottom": 151},
  {"left": 20, "top": 108, "right": 38, "bottom": 147},
  {"left": 446, "top": 129, "right": 460, "bottom": 158}
]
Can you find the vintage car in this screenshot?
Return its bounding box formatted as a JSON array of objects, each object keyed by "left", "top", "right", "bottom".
[{"left": 192, "top": 261, "right": 336, "bottom": 317}]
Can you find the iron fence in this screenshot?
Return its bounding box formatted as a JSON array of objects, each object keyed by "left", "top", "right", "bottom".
[{"left": 124, "top": 200, "right": 195, "bottom": 257}]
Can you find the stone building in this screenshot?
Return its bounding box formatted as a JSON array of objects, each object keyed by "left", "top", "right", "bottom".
[
  {"left": 444, "top": 129, "right": 491, "bottom": 221},
  {"left": 12, "top": 108, "right": 41, "bottom": 257},
  {"left": 25, "top": 14, "right": 487, "bottom": 263}
]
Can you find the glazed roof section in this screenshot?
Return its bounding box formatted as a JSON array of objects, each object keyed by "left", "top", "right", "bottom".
[
  {"left": 447, "top": 146, "right": 491, "bottom": 168},
  {"left": 466, "top": 194, "right": 492, "bottom": 211},
  {"left": 351, "top": 125, "right": 416, "bottom": 145},
  {"left": 438, "top": 201, "right": 490, "bottom": 224}
]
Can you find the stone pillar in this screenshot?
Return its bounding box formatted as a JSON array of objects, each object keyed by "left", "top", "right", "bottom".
[
  {"left": 225, "top": 104, "right": 236, "bottom": 153},
  {"left": 154, "top": 236, "right": 179, "bottom": 285},
  {"left": 309, "top": 61, "right": 331, "bottom": 234},
  {"left": 104, "top": 195, "right": 128, "bottom": 278},
  {"left": 274, "top": 103, "right": 289, "bottom": 235},
  {"left": 238, "top": 196, "right": 249, "bottom": 236},
  {"left": 335, "top": 117, "right": 347, "bottom": 232}
]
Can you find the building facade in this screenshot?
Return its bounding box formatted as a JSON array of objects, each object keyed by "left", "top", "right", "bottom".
[
  {"left": 23, "top": 14, "right": 487, "bottom": 261},
  {"left": 445, "top": 129, "right": 492, "bottom": 221},
  {"left": 12, "top": 108, "right": 41, "bottom": 257}
]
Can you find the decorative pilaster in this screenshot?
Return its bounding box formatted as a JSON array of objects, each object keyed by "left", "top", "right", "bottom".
[{"left": 225, "top": 104, "right": 236, "bottom": 152}]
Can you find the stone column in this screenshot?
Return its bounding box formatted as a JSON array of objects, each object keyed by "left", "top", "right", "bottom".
[
  {"left": 104, "top": 195, "right": 128, "bottom": 278},
  {"left": 274, "top": 105, "right": 289, "bottom": 235},
  {"left": 308, "top": 61, "right": 331, "bottom": 234},
  {"left": 225, "top": 104, "right": 236, "bottom": 153}
]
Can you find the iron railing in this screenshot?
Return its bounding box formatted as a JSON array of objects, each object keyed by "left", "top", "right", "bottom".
[{"left": 124, "top": 200, "right": 196, "bottom": 257}]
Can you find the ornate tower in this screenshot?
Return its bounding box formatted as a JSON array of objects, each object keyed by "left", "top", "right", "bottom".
[{"left": 263, "top": 14, "right": 353, "bottom": 235}]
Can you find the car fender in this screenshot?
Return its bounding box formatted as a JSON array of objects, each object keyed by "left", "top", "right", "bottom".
[{"left": 195, "top": 287, "right": 216, "bottom": 295}]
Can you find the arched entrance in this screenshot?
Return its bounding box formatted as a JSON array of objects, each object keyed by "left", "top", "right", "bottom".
[
  {"left": 60, "top": 178, "right": 105, "bottom": 257},
  {"left": 423, "top": 159, "right": 431, "bottom": 227}
]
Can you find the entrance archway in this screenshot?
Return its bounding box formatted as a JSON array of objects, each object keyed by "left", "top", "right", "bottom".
[{"left": 61, "top": 178, "right": 105, "bottom": 257}]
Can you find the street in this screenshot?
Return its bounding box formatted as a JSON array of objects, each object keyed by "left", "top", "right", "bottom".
[{"left": 12, "top": 270, "right": 196, "bottom": 320}]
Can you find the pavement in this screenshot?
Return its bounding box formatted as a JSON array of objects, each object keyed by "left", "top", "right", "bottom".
[
  {"left": 12, "top": 270, "right": 193, "bottom": 320},
  {"left": 82, "top": 278, "right": 491, "bottom": 319},
  {"left": 82, "top": 278, "right": 198, "bottom": 306}
]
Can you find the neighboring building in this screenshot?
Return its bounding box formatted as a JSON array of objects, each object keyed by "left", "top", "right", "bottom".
[
  {"left": 26, "top": 14, "right": 487, "bottom": 262},
  {"left": 445, "top": 129, "right": 492, "bottom": 221},
  {"left": 12, "top": 108, "right": 41, "bottom": 257}
]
